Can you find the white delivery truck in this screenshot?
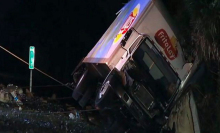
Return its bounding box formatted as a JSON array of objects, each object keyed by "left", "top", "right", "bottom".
[{"left": 72, "top": 0, "right": 201, "bottom": 132}]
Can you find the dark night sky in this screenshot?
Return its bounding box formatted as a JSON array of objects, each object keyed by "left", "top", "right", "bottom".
[{"left": 0, "top": 0, "right": 127, "bottom": 86}]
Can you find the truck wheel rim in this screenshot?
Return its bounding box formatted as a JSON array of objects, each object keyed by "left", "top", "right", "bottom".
[{"left": 99, "top": 81, "right": 110, "bottom": 99}]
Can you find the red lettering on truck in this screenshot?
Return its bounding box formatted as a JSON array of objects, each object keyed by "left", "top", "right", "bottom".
[{"left": 155, "top": 29, "right": 178, "bottom": 60}]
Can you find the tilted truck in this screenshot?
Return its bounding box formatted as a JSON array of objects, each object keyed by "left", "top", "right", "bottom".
[{"left": 71, "top": 0, "right": 202, "bottom": 132}]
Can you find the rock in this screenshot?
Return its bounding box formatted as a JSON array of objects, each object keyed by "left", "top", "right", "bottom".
[
  {"left": 0, "top": 90, "right": 12, "bottom": 103},
  {"left": 0, "top": 84, "right": 5, "bottom": 89},
  {"left": 69, "top": 113, "right": 75, "bottom": 120},
  {"left": 26, "top": 89, "right": 34, "bottom": 98},
  {"left": 51, "top": 94, "right": 56, "bottom": 100}
]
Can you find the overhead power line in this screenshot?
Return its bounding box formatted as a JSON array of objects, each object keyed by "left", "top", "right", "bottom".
[{"left": 0, "top": 45, "right": 74, "bottom": 91}]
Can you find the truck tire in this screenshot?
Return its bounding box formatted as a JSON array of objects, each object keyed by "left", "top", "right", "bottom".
[
  {"left": 95, "top": 74, "right": 120, "bottom": 109},
  {"left": 72, "top": 70, "right": 94, "bottom": 101},
  {"left": 78, "top": 88, "right": 94, "bottom": 107}
]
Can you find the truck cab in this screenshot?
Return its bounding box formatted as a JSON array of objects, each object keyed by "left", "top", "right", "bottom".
[{"left": 71, "top": 0, "right": 194, "bottom": 131}]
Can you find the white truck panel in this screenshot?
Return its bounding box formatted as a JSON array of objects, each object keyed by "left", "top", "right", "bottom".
[{"left": 83, "top": 0, "right": 189, "bottom": 80}]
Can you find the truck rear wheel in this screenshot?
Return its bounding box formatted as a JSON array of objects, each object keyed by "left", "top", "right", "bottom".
[{"left": 72, "top": 69, "right": 97, "bottom": 107}]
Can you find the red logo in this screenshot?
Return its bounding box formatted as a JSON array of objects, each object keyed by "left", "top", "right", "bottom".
[
  {"left": 155, "top": 29, "right": 178, "bottom": 60},
  {"left": 113, "top": 4, "right": 140, "bottom": 44}
]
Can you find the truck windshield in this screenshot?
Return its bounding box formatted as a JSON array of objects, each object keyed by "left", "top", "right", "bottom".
[{"left": 132, "top": 38, "right": 179, "bottom": 100}]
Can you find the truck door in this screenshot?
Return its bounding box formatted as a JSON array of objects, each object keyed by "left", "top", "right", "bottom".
[{"left": 131, "top": 38, "right": 180, "bottom": 105}]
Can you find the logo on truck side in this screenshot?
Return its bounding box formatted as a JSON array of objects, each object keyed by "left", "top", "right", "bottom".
[
  {"left": 155, "top": 29, "right": 178, "bottom": 60},
  {"left": 113, "top": 4, "right": 140, "bottom": 44}
]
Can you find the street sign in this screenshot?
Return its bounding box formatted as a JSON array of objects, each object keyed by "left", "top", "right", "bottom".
[{"left": 29, "top": 46, "right": 35, "bottom": 69}]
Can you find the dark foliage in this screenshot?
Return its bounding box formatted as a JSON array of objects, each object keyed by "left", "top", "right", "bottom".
[
  {"left": 184, "top": 0, "right": 220, "bottom": 60},
  {"left": 163, "top": 0, "right": 220, "bottom": 132}
]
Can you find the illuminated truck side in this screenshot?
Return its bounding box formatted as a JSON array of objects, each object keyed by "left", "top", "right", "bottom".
[{"left": 71, "top": 0, "right": 196, "bottom": 132}]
